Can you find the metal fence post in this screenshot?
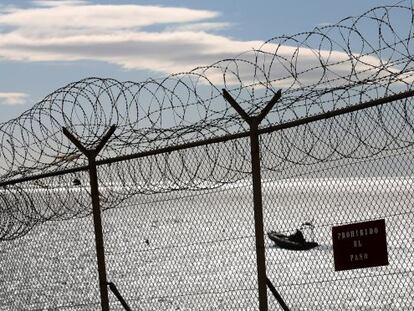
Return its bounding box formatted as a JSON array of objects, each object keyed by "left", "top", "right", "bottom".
[
  {"left": 63, "top": 125, "right": 116, "bottom": 311},
  {"left": 249, "top": 121, "right": 268, "bottom": 311},
  {"left": 223, "top": 89, "right": 282, "bottom": 311}
]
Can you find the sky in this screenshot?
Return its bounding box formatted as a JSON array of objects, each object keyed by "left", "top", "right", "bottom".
[{"left": 0, "top": 0, "right": 408, "bottom": 122}]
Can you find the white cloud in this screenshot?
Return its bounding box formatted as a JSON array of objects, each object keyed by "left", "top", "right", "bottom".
[
  {"left": 0, "top": 0, "right": 408, "bottom": 88},
  {"left": 0, "top": 92, "right": 28, "bottom": 105},
  {"left": 0, "top": 2, "right": 218, "bottom": 34},
  {"left": 32, "top": 0, "right": 88, "bottom": 7},
  {"left": 165, "top": 22, "right": 232, "bottom": 32},
  {"left": 0, "top": 0, "right": 260, "bottom": 74},
  {"left": 0, "top": 30, "right": 264, "bottom": 73}
]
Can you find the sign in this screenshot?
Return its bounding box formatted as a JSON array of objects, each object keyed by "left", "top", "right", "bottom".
[{"left": 332, "top": 219, "right": 388, "bottom": 271}]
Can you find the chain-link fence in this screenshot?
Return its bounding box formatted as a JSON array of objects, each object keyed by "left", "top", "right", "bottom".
[
  {"left": 1, "top": 3, "right": 414, "bottom": 311},
  {"left": 2, "top": 92, "right": 414, "bottom": 310},
  {"left": 261, "top": 101, "right": 414, "bottom": 310}
]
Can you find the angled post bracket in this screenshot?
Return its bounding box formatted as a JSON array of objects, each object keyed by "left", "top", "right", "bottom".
[
  {"left": 222, "top": 89, "right": 252, "bottom": 124},
  {"left": 222, "top": 89, "right": 282, "bottom": 126},
  {"left": 95, "top": 125, "right": 117, "bottom": 156},
  {"left": 256, "top": 90, "right": 282, "bottom": 124},
  {"left": 62, "top": 127, "right": 88, "bottom": 156},
  {"left": 63, "top": 125, "right": 116, "bottom": 159}
]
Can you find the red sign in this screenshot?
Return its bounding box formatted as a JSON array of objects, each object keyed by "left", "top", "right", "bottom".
[{"left": 332, "top": 219, "right": 388, "bottom": 271}]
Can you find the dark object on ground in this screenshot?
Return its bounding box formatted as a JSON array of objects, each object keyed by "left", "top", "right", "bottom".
[
  {"left": 268, "top": 223, "right": 319, "bottom": 251},
  {"left": 268, "top": 230, "right": 318, "bottom": 250},
  {"left": 73, "top": 178, "right": 81, "bottom": 186}
]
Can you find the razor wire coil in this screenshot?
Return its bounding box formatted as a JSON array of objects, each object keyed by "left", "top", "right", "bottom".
[{"left": 0, "top": 3, "right": 414, "bottom": 241}]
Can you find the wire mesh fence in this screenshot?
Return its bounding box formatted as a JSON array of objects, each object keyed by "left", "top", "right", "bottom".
[
  {"left": 1, "top": 3, "right": 414, "bottom": 311},
  {"left": 100, "top": 139, "right": 258, "bottom": 310},
  {"left": 261, "top": 102, "right": 414, "bottom": 310},
  {"left": 2, "top": 93, "right": 414, "bottom": 310}
]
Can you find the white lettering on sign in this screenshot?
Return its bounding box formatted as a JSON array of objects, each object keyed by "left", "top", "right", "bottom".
[
  {"left": 350, "top": 253, "right": 369, "bottom": 262},
  {"left": 335, "top": 226, "right": 381, "bottom": 265},
  {"left": 332, "top": 219, "right": 388, "bottom": 271},
  {"left": 337, "top": 226, "right": 379, "bottom": 240},
  {"left": 353, "top": 240, "right": 362, "bottom": 248}
]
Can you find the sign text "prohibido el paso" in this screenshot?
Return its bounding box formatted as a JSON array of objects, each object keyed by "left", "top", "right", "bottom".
[{"left": 332, "top": 219, "right": 388, "bottom": 271}]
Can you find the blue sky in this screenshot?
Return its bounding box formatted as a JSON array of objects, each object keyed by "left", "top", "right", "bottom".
[{"left": 0, "top": 0, "right": 406, "bottom": 122}]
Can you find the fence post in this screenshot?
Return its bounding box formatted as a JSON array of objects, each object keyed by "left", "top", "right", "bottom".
[
  {"left": 63, "top": 125, "right": 116, "bottom": 311},
  {"left": 249, "top": 121, "right": 269, "bottom": 311},
  {"left": 223, "top": 89, "right": 281, "bottom": 311}
]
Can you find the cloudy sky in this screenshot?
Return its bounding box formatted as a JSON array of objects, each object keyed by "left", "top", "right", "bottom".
[{"left": 0, "top": 0, "right": 403, "bottom": 122}]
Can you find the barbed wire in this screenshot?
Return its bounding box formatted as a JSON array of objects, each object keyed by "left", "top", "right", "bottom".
[{"left": 1, "top": 3, "right": 414, "bottom": 240}]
